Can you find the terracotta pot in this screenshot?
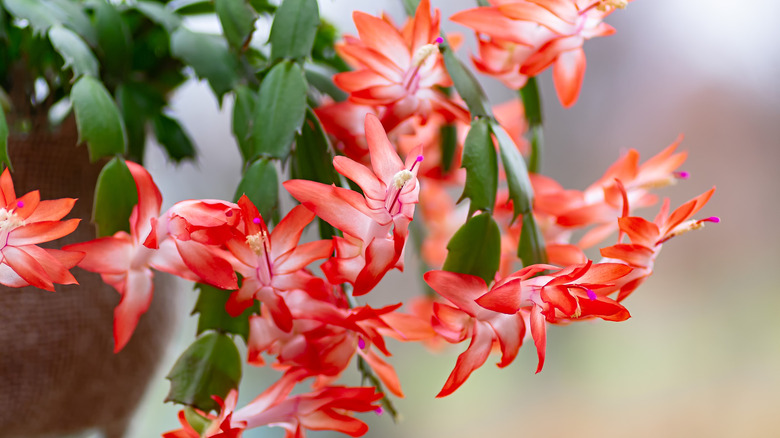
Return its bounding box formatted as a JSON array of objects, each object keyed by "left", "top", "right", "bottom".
[{"left": 0, "top": 111, "right": 178, "bottom": 438}]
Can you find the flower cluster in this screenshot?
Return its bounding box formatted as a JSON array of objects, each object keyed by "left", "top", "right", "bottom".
[{"left": 1, "top": 1, "right": 719, "bottom": 437}]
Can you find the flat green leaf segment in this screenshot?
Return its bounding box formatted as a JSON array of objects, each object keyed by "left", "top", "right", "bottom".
[
  {"left": 232, "top": 85, "right": 257, "bottom": 162},
  {"left": 152, "top": 114, "right": 196, "bottom": 163},
  {"left": 518, "top": 211, "right": 547, "bottom": 266},
  {"left": 92, "top": 157, "right": 137, "bottom": 238},
  {"left": 133, "top": 1, "right": 182, "bottom": 32},
  {"left": 93, "top": 0, "right": 132, "bottom": 77},
  {"left": 491, "top": 121, "right": 533, "bottom": 219},
  {"left": 440, "top": 36, "right": 491, "bottom": 118},
  {"left": 171, "top": 28, "right": 238, "bottom": 99},
  {"left": 519, "top": 77, "right": 543, "bottom": 173},
  {"left": 459, "top": 118, "right": 497, "bottom": 217},
  {"left": 193, "top": 283, "right": 256, "bottom": 343},
  {"left": 70, "top": 76, "right": 126, "bottom": 161},
  {"left": 269, "top": 0, "right": 319, "bottom": 61},
  {"left": 3, "top": 0, "right": 60, "bottom": 35},
  {"left": 48, "top": 25, "right": 98, "bottom": 79},
  {"left": 166, "top": 332, "right": 242, "bottom": 413},
  {"left": 252, "top": 61, "right": 307, "bottom": 159},
  {"left": 234, "top": 158, "right": 279, "bottom": 223},
  {"left": 443, "top": 212, "right": 501, "bottom": 285},
  {"left": 215, "top": 0, "right": 257, "bottom": 50},
  {"left": 0, "top": 106, "right": 10, "bottom": 170}
]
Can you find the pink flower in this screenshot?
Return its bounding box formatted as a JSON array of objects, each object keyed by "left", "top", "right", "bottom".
[
  {"left": 223, "top": 196, "right": 333, "bottom": 332},
  {"left": 284, "top": 114, "right": 422, "bottom": 295},
  {"left": 0, "top": 168, "right": 82, "bottom": 291},
  {"left": 334, "top": 0, "right": 468, "bottom": 130}
]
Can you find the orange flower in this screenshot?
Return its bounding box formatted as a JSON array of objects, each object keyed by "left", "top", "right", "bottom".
[
  {"left": 0, "top": 168, "right": 82, "bottom": 291},
  {"left": 452, "top": 0, "right": 630, "bottom": 107},
  {"left": 333, "top": 0, "right": 468, "bottom": 131}
]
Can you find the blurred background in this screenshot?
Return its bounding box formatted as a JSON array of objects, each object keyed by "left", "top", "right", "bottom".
[{"left": 121, "top": 0, "right": 780, "bottom": 436}]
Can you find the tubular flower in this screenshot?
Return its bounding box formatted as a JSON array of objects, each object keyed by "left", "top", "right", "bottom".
[
  {"left": 284, "top": 114, "right": 422, "bottom": 295},
  {"left": 0, "top": 168, "right": 82, "bottom": 291},
  {"left": 452, "top": 0, "right": 631, "bottom": 107},
  {"left": 424, "top": 270, "right": 531, "bottom": 397},
  {"left": 247, "top": 288, "right": 412, "bottom": 398},
  {"left": 223, "top": 196, "right": 333, "bottom": 332},
  {"left": 333, "top": 0, "right": 468, "bottom": 131},
  {"left": 533, "top": 140, "right": 689, "bottom": 249},
  {"left": 63, "top": 161, "right": 192, "bottom": 352},
  {"left": 168, "top": 371, "right": 383, "bottom": 438},
  {"left": 601, "top": 187, "right": 718, "bottom": 301},
  {"left": 474, "top": 261, "right": 633, "bottom": 373}
]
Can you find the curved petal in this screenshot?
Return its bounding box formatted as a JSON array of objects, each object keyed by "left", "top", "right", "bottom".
[
  {"left": 125, "top": 161, "right": 162, "bottom": 236},
  {"left": 436, "top": 322, "right": 492, "bottom": 397},
  {"left": 63, "top": 234, "right": 134, "bottom": 275},
  {"left": 353, "top": 11, "right": 410, "bottom": 69},
  {"left": 359, "top": 348, "right": 404, "bottom": 397},
  {"left": 552, "top": 47, "right": 586, "bottom": 108},
  {"left": 174, "top": 239, "right": 238, "bottom": 290},
  {"left": 7, "top": 218, "right": 80, "bottom": 246},
  {"left": 113, "top": 268, "right": 154, "bottom": 352},
  {"left": 26, "top": 198, "right": 77, "bottom": 222},
  {"left": 332, "top": 156, "right": 385, "bottom": 202},
  {"left": 3, "top": 245, "right": 54, "bottom": 290},
  {"left": 530, "top": 305, "right": 547, "bottom": 373},
  {"left": 270, "top": 204, "right": 317, "bottom": 260},
  {"left": 424, "top": 270, "right": 486, "bottom": 316}
]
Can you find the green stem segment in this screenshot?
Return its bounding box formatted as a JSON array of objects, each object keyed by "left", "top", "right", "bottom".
[
  {"left": 343, "top": 284, "right": 400, "bottom": 421},
  {"left": 519, "top": 76, "right": 543, "bottom": 174}
]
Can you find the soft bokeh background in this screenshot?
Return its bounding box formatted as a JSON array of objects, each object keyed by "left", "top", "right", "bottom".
[{"left": 118, "top": 0, "right": 780, "bottom": 436}]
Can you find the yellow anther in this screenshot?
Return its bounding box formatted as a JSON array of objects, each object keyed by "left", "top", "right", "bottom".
[
  {"left": 0, "top": 208, "right": 24, "bottom": 233},
  {"left": 245, "top": 230, "right": 269, "bottom": 256},
  {"left": 411, "top": 44, "right": 439, "bottom": 68},
  {"left": 596, "top": 0, "right": 627, "bottom": 11},
  {"left": 391, "top": 170, "right": 414, "bottom": 190}
]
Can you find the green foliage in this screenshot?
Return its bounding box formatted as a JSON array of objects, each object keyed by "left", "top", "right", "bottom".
[
  {"left": 152, "top": 113, "right": 196, "bottom": 163},
  {"left": 440, "top": 36, "right": 490, "bottom": 118},
  {"left": 518, "top": 211, "right": 547, "bottom": 267},
  {"left": 92, "top": 157, "right": 137, "bottom": 237},
  {"left": 133, "top": 1, "right": 182, "bottom": 32},
  {"left": 70, "top": 75, "right": 126, "bottom": 161},
  {"left": 215, "top": 0, "right": 257, "bottom": 51},
  {"left": 232, "top": 85, "right": 257, "bottom": 162},
  {"left": 3, "top": 0, "right": 60, "bottom": 36},
  {"left": 252, "top": 60, "right": 307, "bottom": 159},
  {"left": 0, "top": 105, "right": 10, "bottom": 170},
  {"left": 48, "top": 25, "right": 99, "bottom": 79},
  {"left": 519, "top": 77, "right": 543, "bottom": 172},
  {"left": 443, "top": 212, "right": 502, "bottom": 285},
  {"left": 292, "top": 109, "right": 340, "bottom": 239},
  {"left": 193, "top": 282, "right": 257, "bottom": 343},
  {"left": 269, "top": 0, "right": 319, "bottom": 62},
  {"left": 115, "top": 82, "right": 166, "bottom": 162},
  {"left": 234, "top": 158, "right": 279, "bottom": 224},
  {"left": 490, "top": 121, "right": 533, "bottom": 220},
  {"left": 165, "top": 332, "right": 242, "bottom": 413},
  {"left": 459, "top": 118, "right": 497, "bottom": 217},
  {"left": 170, "top": 27, "right": 239, "bottom": 100},
  {"left": 439, "top": 124, "right": 458, "bottom": 174},
  {"left": 93, "top": 0, "right": 132, "bottom": 78}
]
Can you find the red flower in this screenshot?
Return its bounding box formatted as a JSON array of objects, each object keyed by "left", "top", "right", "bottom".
[
  {"left": 452, "top": 0, "right": 630, "bottom": 107},
  {"left": 334, "top": 0, "right": 468, "bottom": 130},
  {"left": 284, "top": 114, "right": 422, "bottom": 295},
  {"left": 0, "top": 168, "right": 82, "bottom": 290},
  {"left": 223, "top": 196, "right": 333, "bottom": 332}
]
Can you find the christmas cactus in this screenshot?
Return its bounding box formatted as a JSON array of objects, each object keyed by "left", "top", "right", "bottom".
[{"left": 0, "top": 0, "right": 718, "bottom": 437}]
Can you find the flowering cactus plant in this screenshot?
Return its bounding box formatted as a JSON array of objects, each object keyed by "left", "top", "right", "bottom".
[{"left": 0, "top": 0, "right": 718, "bottom": 437}]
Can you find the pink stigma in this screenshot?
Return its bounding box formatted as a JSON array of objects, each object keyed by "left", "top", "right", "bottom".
[
  {"left": 16, "top": 201, "right": 24, "bottom": 208},
  {"left": 416, "top": 155, "right": 424, "bottom": 162},
  {"left": 375, "top": 407, "right": 384, "bottom": 416},
  {"left": 434, "top": 37, "right": 443, "bottom": 44},
  {"left": 586, "top": 289, "right": 597, "bottom": 301},
  {"left": 225, "top": 210, "right": 233, "bottom": 217},
  {"left": 253, "top": 217, "right": 261, "bottom": 224},
  {"left": 675, "top": 171, "right": 690, "bottom": 179},
  {"left": 704, "top": 216, "right": 720, "bottom": 224},
  {"left": 358, "top": 338, "right": 366, "bottom": 350}
]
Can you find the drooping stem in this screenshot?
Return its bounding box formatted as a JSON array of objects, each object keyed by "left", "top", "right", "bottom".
[{"left": 519, "top": 77, "right": 543, "bottom": 174}]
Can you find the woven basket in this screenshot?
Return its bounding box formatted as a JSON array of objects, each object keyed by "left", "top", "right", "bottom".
[{"left": 0, "top": 110, "right": 177, "bottom": 438}]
